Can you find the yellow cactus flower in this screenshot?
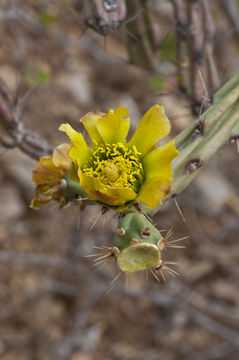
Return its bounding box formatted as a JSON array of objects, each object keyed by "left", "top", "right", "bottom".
[
  {"left": 59, "top": 105, "right": 179, "bottom": 209},
  {"left": 30, "top": 143, "right": 72, "bottom": 209}
]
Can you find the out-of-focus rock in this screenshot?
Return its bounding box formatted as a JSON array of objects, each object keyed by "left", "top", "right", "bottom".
[
  {"left": 55, "top": 67, "right": 93, "bottom": 107},
  {"left": 0, "top": 149, "right": 36, "bottom": 201},
  {"left": 0, "top": 65, "right": 17, "bottom": 91},
  {"left": 0, "top": 184, "right": 24, "bottom": 221},
  {"left": 180, "top": 259, "right": 215, "bottom": 283},
  {"left": 210, "top": 280, "right": 239, "bottom": 306},
  {"left": 71, "top": 353, "right": 93, "bottom": 360},
  {"left": 195, "top": 170, "right": 239, "bottom": 215}
]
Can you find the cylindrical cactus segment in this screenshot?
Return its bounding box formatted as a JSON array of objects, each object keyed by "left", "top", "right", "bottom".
[{"left": 113, "top": 208, "right": 164, "bottom": 272}]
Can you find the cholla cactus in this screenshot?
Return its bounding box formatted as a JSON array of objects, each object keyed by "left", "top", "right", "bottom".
[{"left": 30, "top": 72, "right": 239, "bottom": 277}]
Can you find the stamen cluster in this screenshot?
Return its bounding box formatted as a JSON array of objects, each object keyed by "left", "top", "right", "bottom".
[{"left": 83, "top": 143, "right": 144, "bottom": 191}]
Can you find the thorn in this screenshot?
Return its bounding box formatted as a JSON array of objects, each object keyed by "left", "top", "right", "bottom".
[
  {"left": 199, "top": 69, "right": 209, "bottom": 98},
  {"left": 158, "top": 227, "right": 176, "bottom": 250},
  {"left": 44, "top": 185, "right": 59, "bottom": 195},
  {"left": 84, "top": 253, "right": 103, "bottom": 257},
  {"left": 165, "top": 227, "right": 174, "bottom": 240},
  {"left": 164, "top": 261, "right": 180, "bottom": 266},
  {"left": 87, "top": 246, "right": 119, "bottom": 267},
  {"left": 92, "top": 246, "right": 105, "bottom": 250},
  {"left": 94, "top": 258, "right": 108, "bottom": 266},
  {"left": 105, "top": 272, "right": 123, "bottom": 295},
  {"left": 93, "top": 253, "right": 112, "bottom": 262},
  {"left": 150, "top": 269, "right": 161, "bottom": 283},
  {"left": 198, "top": 69, "right": 210, "bottom": 117},
  {"left": 89, "top": 212, "right": 102, "bottom": 231},
  {"left": 106, "top": 283, "right": 115, "bottom": 295},
  {"left": 166, "top": 245, "right": 186, "bottom": 249},
  {"left": 163, "top": 265, "right": 180, "bottom": 277},
  {"left": 142, "top": 210, "right": 153, "bottom": 223},
  {"left": 74, "top": 197, "right": 89, "bottom": 202},
  {"left": 174, "top": 198, "right": 186, "bottom": 223},
  {"left": 95, "top": 261, "right": 107, "bottom": 271},
  {"left": 111, "top": 271, "right": 122, "bottom": 286},
  {"left": 134, "top": 203, "right": 153, "bottom": 223},
  {"left": 159, "top": 269, "right": 167, "bottom": 282},
  {"left": 167, "top": 236, "right": 189, "bottom": 244}
]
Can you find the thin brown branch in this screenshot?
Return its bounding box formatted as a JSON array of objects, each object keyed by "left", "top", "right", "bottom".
[
  {"left": 219, "top": 0, "right": 239, "bottom": 42},
  {"left": 171, "top": 0, "right": 189, "bottom": 92},
  {"left": 125, "top": 0, "right": 156, "bottom": 70},
  {"left": 201, "top": 0, "right": 221, "bottom": 95},
  {"left": 187, "top": 0, "right": 206, "bottom": 114},
  {"left": 0, "top": 78, "right": 53, "bottom": 160}
]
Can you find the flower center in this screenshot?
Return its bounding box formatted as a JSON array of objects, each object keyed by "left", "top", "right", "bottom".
[
  {"left": 104, "top": 162, "right": 120, "bottom": 182},
  {"left": 83, "top": 143, "right": 144, "bottom": 191}
]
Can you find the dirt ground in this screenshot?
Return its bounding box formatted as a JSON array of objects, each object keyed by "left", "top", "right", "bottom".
[{"left": 0, "top": 1, "right": 239, "bottom": 359}]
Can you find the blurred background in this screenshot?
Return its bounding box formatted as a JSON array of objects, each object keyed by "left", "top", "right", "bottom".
[{"left": 0, "top": 0, "right": 239, "bottom": 359}]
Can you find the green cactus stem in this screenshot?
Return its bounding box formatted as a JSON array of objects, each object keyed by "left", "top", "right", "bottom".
[
  {"left": 172, "top": 101, "right": 239, "bottom": 195},
  {"left": 175, "top": 73, "right": 239, "bottom": 151},
  {"left": 214, "top": 73, "right": 239, "bottom": 104},
  {"left": 125, "top": 0, "right": 156, "bottom": 70},
  {"left": 113, "top": 208, "right": 165, "bottom": 273},
  {"left": 170, "top": 72, "right": 239, "bottom": 197}
]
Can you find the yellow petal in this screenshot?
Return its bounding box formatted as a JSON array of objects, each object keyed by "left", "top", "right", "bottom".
[
  {"left": 32, "top": 157, "right": 66, "bottom": 186},
  {"left": 52, "top": 143, "right": 71, "bottom": 170},
  {"left": 80, "top": 111, "right": 105, "bottom": 146},
  {"left": 30, "top": 196, "right": 51, "bottom": 210},
  {"left": 30, "top": 185, "right": 52, "bottom": 210},
  {"left": 128, "top": 105, "right": 171, "bottom": 156},
  {"left": 59, "top": 123, "right": 90, "bottom": 168},
  {"left": 68, "top": 164, "right": 79, "bottom": 182},
  {"left": 137, "top": 139, "right": 179, "bottom": 208},
  {"left": 96, "top": 106, "right": 130, "bottom": 144},
  {"left": 79, "top": 171, "right": 136, "bottom": 206}
]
